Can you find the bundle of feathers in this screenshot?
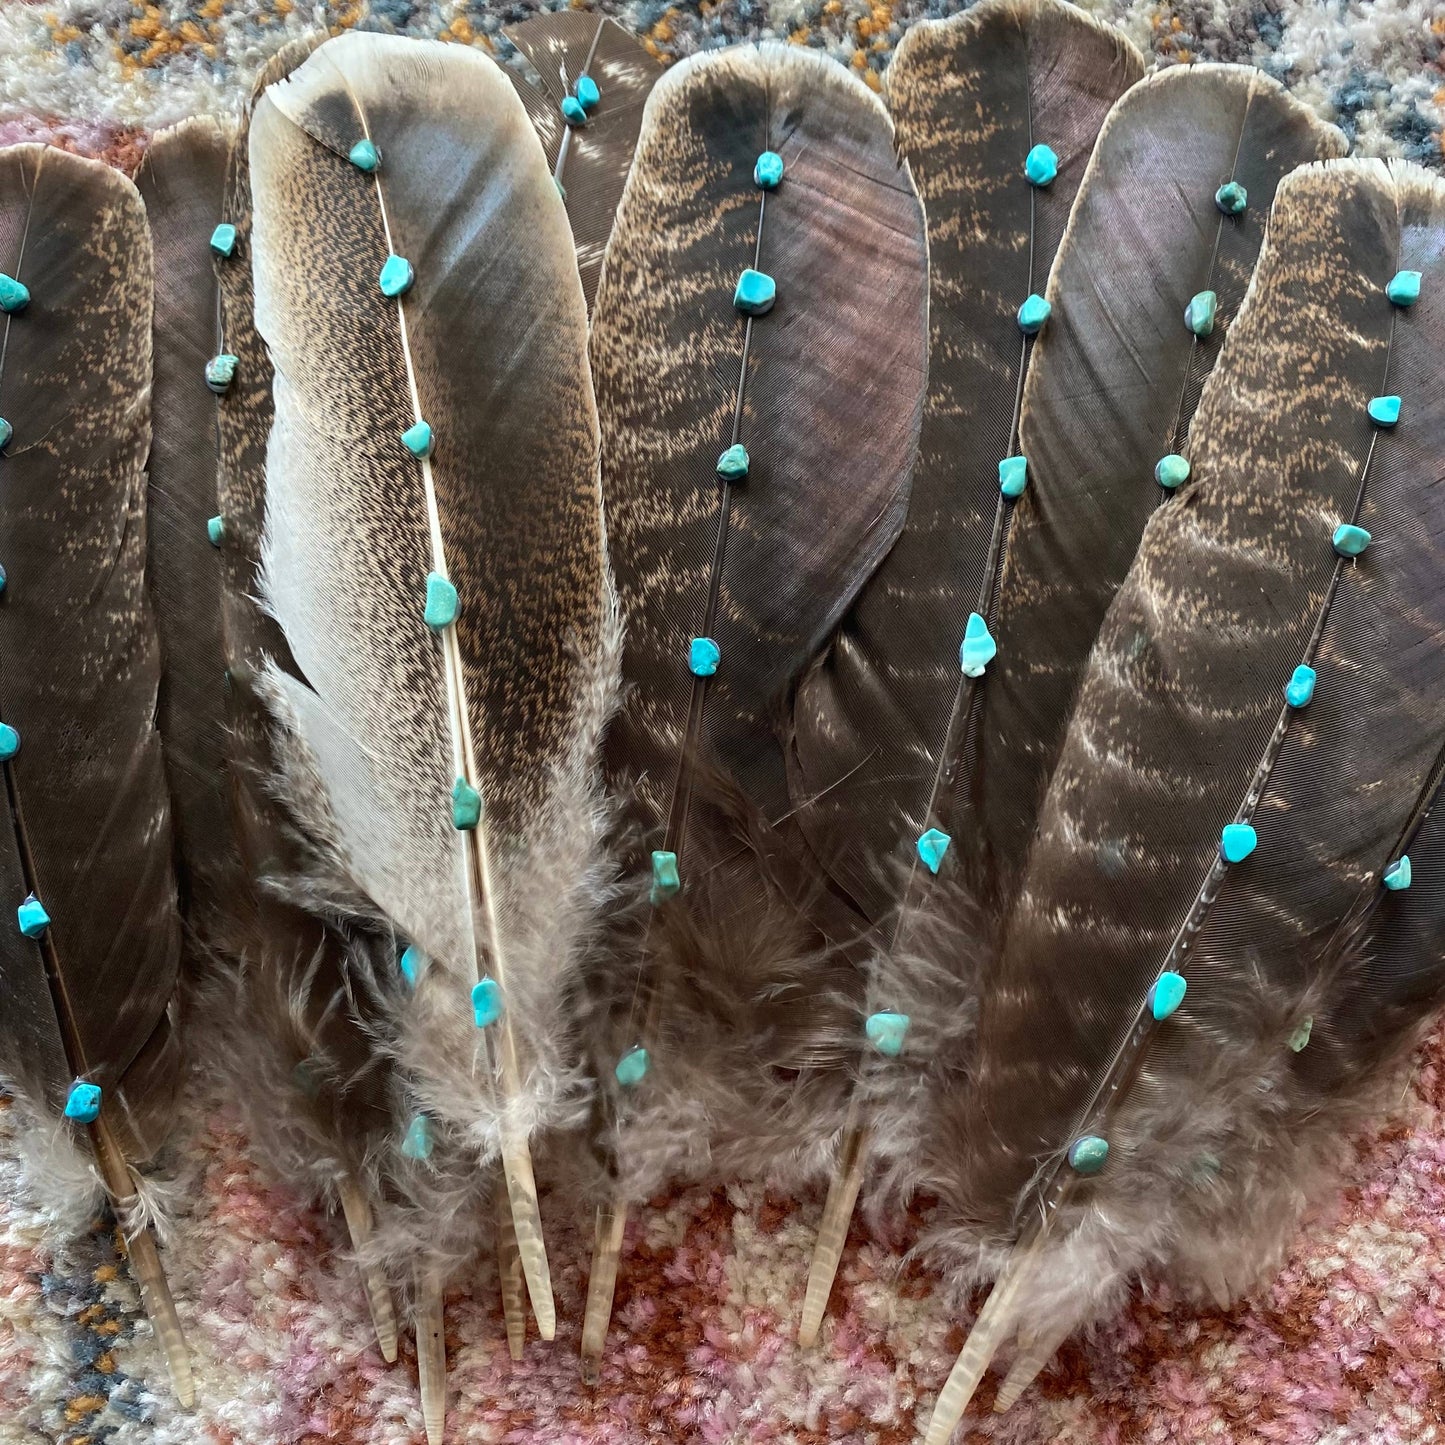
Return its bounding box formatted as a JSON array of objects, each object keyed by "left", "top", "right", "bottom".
[{"left": 0, "top": 4, "right": 1441, "bottom": 1441}]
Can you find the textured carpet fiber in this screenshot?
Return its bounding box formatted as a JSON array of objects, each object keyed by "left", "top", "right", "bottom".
[{"left": 2, "top": 3, "right": 1444, "bottom": 1442}]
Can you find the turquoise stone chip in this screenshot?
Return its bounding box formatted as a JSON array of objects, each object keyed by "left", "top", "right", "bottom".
[
  {"left": 1215, "top": 180, "right": 1247, "bottom": 215},
  {"left": 205, "top": 353, "right": 239, "bottom": 394},
  {"left": 1024, "top": 144, "right": 1058, "bottom": 187},
  {"left": 1387, "top": 270, "right": 1421, "bottom": 306},
  {"left": 1017, "top": 293, "right": 1051, "bottom": 335},
  {"left": 650, "top": 849, "right": 680, "bottom": 904},
  {"left": 1067, "top": 1135, "right": 1109, "bottom": 1174},
  {"left": 0, "top": 724, "right": 18, "bottom": 761},
  {"left": 379, "top": 254, "right": 414, "bottom": 298},
  {"left": 207, "top": 515, "right": 224, "bottom": 546},
  {"left": 17, "top": 892, "right": 50, "bottom": 938},
  {"left": 576, "top": 74, "right": 600, "bottom": 111},
  {"left": 1221, "top": 822, "right": 1257, "bottom": 864},
  {"left": 916, "top": 827, "right": 951, "bottom": 875},
  {"left": 0, "top": 565, "right": 8, "bottom": 594},
  {"left": 1332, "top": 523, "right": 1372, "bottom": 558},
  {"left": 561, "top": 95, "right": 587, "bottom": 126},
  {"left": 401, "top": 421, "right": 433, "bottom": 459},
  {"left": 1284, "top": 664, "right": 1316, "bottom": 708},
  {"left": 63, "top": 1081, "right": 101, "bottom": 1123},
  {"left": 1368, "top": 395, "right": 1401, "bottom": 427},
  {"left": 1383, "top": 855, "right": 1412, "bottom": 891},
  {"left": 399, "top": 943, "right": 424, "bottom": 988},
  {"left": 349, "top": 138, "right": 380, "bottom": 172},
  {"left": 1147, "top": 971, "right": 1187, "bottom": 1021},
  {"left": 1185, "top": 290, "right": 1217, "bottom": 337},
  {"left": 716, "top": 443, "right": 750, "bottom": 481},
  {"left": 471, "top": 977, "right": 504, "bottom": 1027},
  {"left": 754, "top": 150, "right": 784, "bottom": 189},
  {"left": 734, "top": 268, "right": 776, "bottom": 316},
  {"left": 1288, "top": 1015, "right": 1313, "bottom": 1053},
  {"left": 424, "top": 572, "right": 459, "bottom": 629},
  {"left": 0, "top": 417, "right": 11, "bottom": 450},
  {"left": 959, "top": 612, "right": 996, "bottom": 678},
  {"left": 615, "top": 1046, "right": 650, "bottom": 1087},
  {"left": 452, "top": 777, "right": 482, "bottom": 830},
  {"left": 1155, "top": 454, "right": 1191, "bottom": 490},
  {"left": 688, "top": 637, "right": 720, "bottom": 677},
  {"left": 401, "top": 1114, "right": 433, "bottom": 1160},
  {"left": 998, "top": 455, "right": 1028, "bottom": 498},
  {"left": 0, "top": 274, "right": 29, "bottom": 313},
  {"left": 865, "top": 1011, "right": 910, "bottom": 1057},
  {"left": 209, "top": 223, "right": 237, "bottom": 258}
]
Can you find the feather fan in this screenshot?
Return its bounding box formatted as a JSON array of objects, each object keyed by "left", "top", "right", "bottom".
[
  {"left": 0, "top": 143, "right": 192, "bottom": 1403},
  {"left": 921, "top": 157, "right": 1445, "bottom": 1440},
  {"left": 580, "top": 42, "right": 929, "bottom": 1376},
  {"left": 504, "top": 11, "right": 659, "bottom": 312},
  {"left": 786, "top": 0, "right": 1143, "bottom": 1342},
  {"left": 246, "top": 32, "right": 616, "bottom": 1428}
]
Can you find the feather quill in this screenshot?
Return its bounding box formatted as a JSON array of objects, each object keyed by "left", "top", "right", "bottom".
[
  {"left": 787, "top": 0, "right": 1143, "bottom": 1340},
  {"left": 922, "top": 157, "right": 1445, "bottom": 1437},
  {"left": 0, "top": 143, "right": 191, "bottom": 1403},
  {"left": 581, "top": 42, "right": 928, "bottom": 1375},
  {"left": 246, "top": 33, "right": 616, "bottom": 1409}
]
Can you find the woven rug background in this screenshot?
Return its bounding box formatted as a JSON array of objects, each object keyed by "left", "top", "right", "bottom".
[{"left": 1, "top": 3, "right": 1444, "bottom": 1441}]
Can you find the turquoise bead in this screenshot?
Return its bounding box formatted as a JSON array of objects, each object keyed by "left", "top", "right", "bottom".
[
  {"left": 1185, "top": 290, "right": 1217, "bottom": 337},
  {"left": 1368, "top": 395, "right": 1401, "bottom": 427},
  {"left": 1221, "top": 822, "right": 1257, "bottom": 864},
  {"left": 998, "top": 455, "right": 1028, "bottom": 498},
  {"left": 0, "top": 723, "right": 18, "bottom": 761},
  {"left": 209, "top": 223, "right": 237, "bottom": 258},
  {"left": 716, "top": 443, "right": 750, "bottom": 481},
  {"left": 650, "top": 849, "right": 680, "bottom": 904},
  {"left": 1147, "top": 971, "right": 1187, "bottom": 1021},
  {"left": 349, "top": 138, "right": 380, "bottom": 172},
  {"left": 207, "top": 515, "right": 224, "bottom": 547},
  {"left": 0, "top": 417, "right": 12, "bottom": 450},
  {"left": 1017, "top": 293, "right": 1051, "bottom": 335},
  {"left": 916, "top": 827, "right": 951, "bottom": 875},
  {"left": 1284, "top": 664, "right": 1316, "bottom": 708},
  {"left": 1155, "top": 454, "right": 1190, "bottom": 490},
  {"left": 399, "top": 943, "right": 424, "bottom": 988},
  {"left": 451, "top": 777, "right": 482, "bottom": 830},
  {"left": 865, "top": 1011, "right": 910, "bottom": 1057},
  {"left": 1386, "top": 270, "right": 1421, "bottom": 306},
  {"left": 401, "top": 1114, "right": 433, "bottom": 1160},
  {"left": 0, "top": 274, "right": 29, "bottom": 313},
  {"left": 379, "top": 254, "right": 414, "bottom": 298},
  {"left": 205, "top": 354, "right": 239, "bottom": 394},
  {"left": 959, "top": 612, "right": 996, "bottom": 678},
  {"left": 17, "top": 892, "right": 50, "bottom": 938},
  {"left": 576, "top": 74, "right": 600, "bottom": 111},
  {"left": 615, "top": 1046, "right": 650, "bottom": 1087},
  {"left": 1067, "top": 1135, "right": 1109, "bottom": 1174},
  {"left": 688, "top": 637, "right": 720, "bottom": 677},
  {"left": 63, "top": 1081, "right": 101, "bottom": 1123},
  {"left": 292, "top": 1059, "right": 324, "bottom": 1100},
  {"left": 1289, "top": 1015, "right": 1313, "bottom": 1052},
  {"left": 734, "top": 268, "right": 776, "bottom": 316},
  {"left": 754, "top": 150, "right": 784, "bottom": 189},
  {"left": 0, "top": 565, "right": 8, "bottom": 594},
  {"left": 1024, "top": 144, "right": 1058, "bottom": 187},
  {"left": 1383, "top": 856, "right": 1412, "bottom": 891},
  {"left": 561, "top": 95, "right": 587, "bottom": 126},
  {"left": 1332, "top": 523, "right": 1371, "bottom": 558},
  {"left": 471, "top": 977, "right": 504, "bottom": 1027},
  {"left": 401, "top": 421, "right": 433, "bottom": 459},
  {"left": 1215, "top": 181, "right": 1247, "bottom": 215},
  {"left": 424, "top": 572, "right": 459, "bottom": 629}
]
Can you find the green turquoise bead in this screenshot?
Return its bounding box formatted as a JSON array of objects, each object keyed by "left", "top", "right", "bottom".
[
  {"left": 650, "top": 849, "right": 680, "bottom": 903},
  {"left": 1017, "top": 293, "right": 1051, "bottom": 334},
  {"left": 1386, "top": 270, "right": 1421, "bottom": 306},
  {"left": 451, "top": 777, "right": 482, "bottom": 830},
  {"left": 63, "top": 1081, "right": 101, "bottom": 1123},
  {"left": 207, "top": 515, "right": 224, "bottom": 547},
  {"left": 1185, "top": 290, "right": 1217, "bottom": 337},
  {"left": 0, "top": 274, "right": 29, "bottom": 313},
  {"left": 0, "top": 724, "right": 17, "bottom": 761},
  {"left": 1215, "top": 181, "right": 1247, "bottom": 215},
  {"left": 1147, "top": 971, "right": 1187, "bottom": 1021},
  {"left": 1155, "top": 454, "right": 1190, "bottom": 490},
  {"left": 0, "top": 418, "right": 11, "bottom": 451},
  {"left": 1221, "top": 822, "right": 1257, "bottom": 863},
  {"left": 576, "top": 75, "right": 600, "bottom": 111},
  {"left": 1368, "top": 395, "right": 1401, "bottom": 427},
  {"left": 1284, "top": 664, "right": 1316, "bottom": 707},
  {"left": 754, "top": 150, "right": 784, "bottom": 189},
  {"left": 998, "top": 455, "right": 1028, "bottom": 498},
  {"left": 205, "top": 354, "right": 239, "bottom": 394},
  {"left": 472, "top": 977, "right": 504, "bottom": 1026},
  {"left": 562, "top": 95, "right": 587, "bottom": 126},
  {"left": 1332, "top": 524, "right": 1371, "bottom": 558},
  {"left": 865, "top": 1011, "right": 910, "bottom": 1057},
  {"left": 734, "top": 268, "right": 776, "bottom": 316},
  {"left": 349, "top": 139, "right": 380, "bottom": 172},
  {"left": 209, "top": 223, "right": 237, "bottom": 257},
  {"left": 1383, "top": 856, "right": 1412, "bottom": 891},
  {"left": 399, "top": 943, "right": 424, "bottom": 988},
  {"left": 379, "top": 254, "right": 414, "bottom": 298},
  {"left": 424, "top": 572, "right": 459, "bottom": 629},
  {"left": 615, "top": 1046, "right": 650, "bottom": 1087},
  {"left": 916, "top": 828, "right": 950, "bottom": 875},
  {"left": 17, "top": 892, "right": 49, "bottom": 938},
  {"left": 959, "top": 612, "right": 996, "bottom": 678},
  {"left": 716, "top": 443, "right": 750, "bottom": 481},
  {"left": 401, "top": 1114, "right": 433, "bottom": 1160},
  {"left": 401, "top": 421, "right": 433, "bottom": 459},
  {"left": 1289, "top": 1015, "right": 1313, "bottom": 1052},
  {"left": 1024, "top": 144, "right": 1058, "bottom": 186},
  {"left": 1068, "top": 1135, "right": 1109, "bottom": 1174}
]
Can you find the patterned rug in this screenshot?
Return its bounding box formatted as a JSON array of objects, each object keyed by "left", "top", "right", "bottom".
[{"left": 1, "top": 3, "right": 1444, "bottom": 1442}]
